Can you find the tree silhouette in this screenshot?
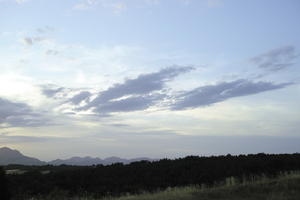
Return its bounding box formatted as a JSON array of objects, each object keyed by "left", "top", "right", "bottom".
[
  {"left": 0, "top": 167, "right": 10, "bottom": 200},
  {"left": 5, "top": 153, "right": 300, "bottom": 199}
]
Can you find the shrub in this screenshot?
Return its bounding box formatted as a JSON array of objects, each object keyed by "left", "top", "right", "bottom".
[{"left": 0, "top": 167, "right": 10, "bottom": 200}]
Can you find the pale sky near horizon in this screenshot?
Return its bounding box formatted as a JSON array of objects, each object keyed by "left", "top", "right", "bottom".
[{"left": 0, "top": 0, "right": 300, "bottom": 161}]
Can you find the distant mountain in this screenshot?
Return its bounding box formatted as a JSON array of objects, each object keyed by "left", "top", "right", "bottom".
[
  {"left": 0, "top": 147, "right": 153, "bottom": 166},
  {"left": 102, "top": 156, "right": 129, "bottom": 165},
  {"left": 48, "top": 156, "right": 104, "bottom": 166},
  {"left": 0, "top": 147, "right": 46, "bottom": 165},
  {"left": 48, "top": 156, "right": 153, "bottom": 166}
]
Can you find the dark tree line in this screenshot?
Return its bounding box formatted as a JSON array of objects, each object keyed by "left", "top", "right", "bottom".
[
  {"left": 0, "top": 167, "right": 10, "bottom": 200},
  {"left": 4, "top": 153, "right": 300, "bottom": 199}
]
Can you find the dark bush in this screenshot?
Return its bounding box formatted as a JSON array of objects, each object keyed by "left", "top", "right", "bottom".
[{"left": 0, "top": 167, "right": 10, "bottom": 200}]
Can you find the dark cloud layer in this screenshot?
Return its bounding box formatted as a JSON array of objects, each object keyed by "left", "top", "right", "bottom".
[
  {"left": 87, "top": 66, "right": 193, "bottom": 106},
  {"left": 93, "top": 94, "right": 164, "bottom": 113},
  {"left": 0, "top": 98, "right": 48, "bottom": 127},
  {"left": 69, "top": 91, "right": 91, "bottom": 104},
  {"left": 42, "top": 86, "right": 64, "bottom": 98},
  {"left": 172, "top": 79, "right": 292, "bottom": 110},
  {"left": 42, "top": 64, "right": 293, "bottom": 116},
  {"left": 251, "top": 45, "right": 299, "bottom": 72},
  {"left": 0, "top": 134, "right": 66, "bottom": 144},
  {"left": 0, "top": 98, "right": 31, "bottom": 122},
  {"left": 68, "top": 66, "right": 293, "bottom": 114},
  {"left": 81, "top": 66, "right": 194, "bottom": 114}
]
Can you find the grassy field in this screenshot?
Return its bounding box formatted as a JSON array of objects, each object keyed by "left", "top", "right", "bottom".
[
  {"left": 29, "top": 172, "right": 300, "bottom": 200},
  {"left": 104, "top": 173, "right": 300, "bottom": 200}
]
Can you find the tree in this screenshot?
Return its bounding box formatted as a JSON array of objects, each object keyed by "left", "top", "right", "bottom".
[{"left": 0, "top": 167, "right": 10, "bottom": 200}]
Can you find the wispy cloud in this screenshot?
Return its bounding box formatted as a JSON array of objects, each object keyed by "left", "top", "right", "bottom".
[
  {"left": 91, "top": 66, "right": 193, "bottom": 104},
  {"left": 171, "top": 79, "right": 292, "bottom": 110},
  {"left": 251, "top": 45, "right": 299, "bottom": 72},
  {"left": 21, "top": 37, "right": 33, "bottom": 45},
  {"left": 93, "top": 95, "right": 163, "bottom": 113},
  {"left": 0, "top": 98, "right": 50, "bottom": 127},
  {"left": 45, "top": 49, "right": 59, "bottom": 56},
  {"left": 40, "top": 60, "right": 296, "bottom": 116},
  {"left": 36, "top": 26, "right": 55, "bottom": 34},
  {"left": 73, "top": 0, "right": 127, "bottom": 13},
  {"left": 69, "top": 91, "right": 91, "bottom": 105},
  {"left": 0, "top": 134, "right": 67, "bottom": 144},
  {"left": 111, "top": 2, "right": 126, "bottom": 14},
  {"left": 15, "top": 0, "right": 29, "bottom": 4},
  {"left": 207, "top": 0, "right": 223, "bottom": 8},
  {"left": 73, "top": 2, "right": 92, "bottom": 10},
  {"left": 80, "top": 66, "right": 194, "bottom": 114},
  {"left": 20, "top": 36, "right": 48, "bottom": 46},
  {"left": 41, "top": 85, "right": 65, "bottom": 98}
]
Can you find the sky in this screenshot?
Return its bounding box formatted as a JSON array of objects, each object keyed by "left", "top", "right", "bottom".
[{"left": 0, "top": 0, "right": 300, "bottom": 161}]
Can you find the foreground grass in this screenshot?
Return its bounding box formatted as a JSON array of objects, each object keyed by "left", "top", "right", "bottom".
[
  {"left": 28, "top": 173, "right": 300, "bottom": 200},
  {"left": 103, "top": 173, "right": 300, "bottom": 200}
]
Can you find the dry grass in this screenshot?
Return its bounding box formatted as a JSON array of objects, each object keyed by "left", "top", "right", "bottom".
[{"left": 104, "top": 172, "right": 300, "bottom": 200}]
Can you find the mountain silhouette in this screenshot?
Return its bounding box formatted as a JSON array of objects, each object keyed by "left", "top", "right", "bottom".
[
  {"left": 48, "top": 156, "right": 104, "bottom": 166},
  {"left": 0, "top": 147, "right": 153, "bottom": 166},
  {"left": 48, "top": 156, "right": 153, "bottom": 166},
  {"left": 0, "top": 147, "right": 46, "bottom": 165}
]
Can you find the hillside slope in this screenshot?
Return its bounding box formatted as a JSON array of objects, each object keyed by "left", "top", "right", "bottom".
[
  {"left": 110, "top": 173, "right": 300, "bottom": 200},
  {"left": 0, "top": 147, "right": 45, "bottom": 165}
]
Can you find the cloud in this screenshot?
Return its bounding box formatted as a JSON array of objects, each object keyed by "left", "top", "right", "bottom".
[
  {"left": 59, "top": 66, "right": 293, "bottom": 114},
  {"left": 111, "top": 2, "right": 127, "bottom": 14},
  {"left": 20, "top": 36, "right": 48, "bottom": 46},
  {"left": 81, "top": 66, "right": 194, "bottom": 114},
  {"left": 93, "top": 94, "right": 164, "bottom": 113},
  {"left": 72, "top": 0, "right": 127, "bottom": 14},
  {"left": 0, "top": 134, "right": 67, "bottom": 144},
  {"left": 42, "top": 86, "right": 65, "bottom": 98},
  {"left": 36, "top": 26, "right": 55, "bottom": 34},
  {"left": 73, "top": 2, "right": 91, "bottom": 10},
  {"left": 15, "top": 0, "right": 29, "bottom": 4},
  {"left": 0, "top": 98, "right": 48, "bottom": 127},
  {"left": 108, "top": 123, "right": 130, "bottom": 127},
  {"left": 21, "top": 37, "right": 33, "bottom": 45},
  {"left": 251, "top": 45, "right": 299, "bottom": 72},
  {"left": 46, "top": 49, "right": 59, "bottom": 56},
  {"left": 72, "top": 0, "right": 102, "bottom": 10},
  {"left": 0, "top": 98, "right": 31, "bottom": 122},
  {"left": 144, "top": 0, "right": 160, "bottom": 5},
  {"left": 172, "top": 79, "right": 292, "bottom": 110},
  {"left": 90, "top": 66, "right": 193, "bottom": 105},
  {"left": 207, "top": 0, "right": 223, "bottom": 8},
  {"left": 69, "top": 91, "right": 91, "bottom": 104},
  {"left": 42, "top": 85, "right": 92, "bottom": 106}
]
